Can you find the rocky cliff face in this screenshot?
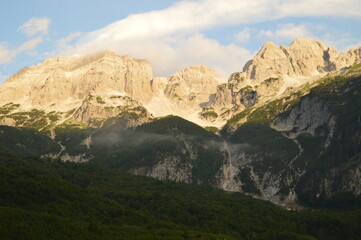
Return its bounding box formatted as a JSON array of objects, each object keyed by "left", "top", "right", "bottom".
[
  {"left": 0, "top": 53, "right": 224, "bottom": 128},
  {"left": 0, "top": 51, "right": 156, "bottom": 129},
  {"left": 272, "top": 94, "right": 335, "bottom": 138},
  {"left": 242, "top": 38, "right": 358, "bottom": 83},
  {"left": 164, "top": 65, "right": 218, "bottom": 110},
  {"left": 0, "top": 38, "right": 359, "bottom": 130},
  {"left": 207, "top": 38, "right": 361, "bottom": 121},
  {"left": 146, "top": 65, "right": 223, "bottom": 127},
  {"left": 0, "top": 51, "right": 154, "bottom": 111},
  {"left": 72, "top": 94, "right": 152, "bottom": 128}
]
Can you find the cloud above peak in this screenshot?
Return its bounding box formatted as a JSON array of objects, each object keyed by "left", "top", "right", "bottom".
[
  {"left": 18, "top": 17, "right": 51, "bottom": 37},
  {"left": 64, "top": 0, "right": 360, "bottom": 77},
  {"left": 0, "top": 17, "right": 51, "bottom": 65},
  {"left": 257, "top": 24, "right": 312, "bottom": 41},
  {"left": 0, "top": 43, "right": 12, "bottom": 64}
]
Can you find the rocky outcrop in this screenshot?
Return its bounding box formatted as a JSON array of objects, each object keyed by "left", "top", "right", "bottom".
[
  {"left": 243, "top": 38, "right": 345, "bottom": 83},
  {"left": 72, "top": 94, "right": 152, "bottom": 128},
  {"left": 337, "top": 47, "right": 361, "bottom": 70},
  {"left": 272, "top": 94, "right": 335, "bottom": 138},
  {"left": 130, "top": 156, "right": 193, "bottom": 184},
  {"left": 206, "top": 38, "right": 361, "bottom": 122},
  {"left": 298, "top": 160, "right": 361, "bottom": 200},
  {"left": 164, "top": 65, "right": 218, "bottom": 107},
  {"left": 208, "top": 72, "right": 259, "bottom": 120},
  {"left": 0, "top": 51, "right": 154, "bottom": 111},
  {"left": 146, "top": 65, "right": 222, "bottom": 126},
  {"left": 256, "top": 78, "right": 284, "bottom": 98},
  {"left": 0, "top": 117, "right": 17, "bottom": 126}
]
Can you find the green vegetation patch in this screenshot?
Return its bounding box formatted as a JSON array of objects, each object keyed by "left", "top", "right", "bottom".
[
  {"left": 225, "top": 92, "right": 301, "bottom": 132},
  {"left": 56, "top": 119, "right": 88, "bottom": 132},
  {"left": 239, "top": 85, "right": 254, "bottom": 95},
  {"left": 204, "top": 126, "right": 219, "bottom": 134},
  {"left": 138, "top": 115, "right": 217, "bottom": 139},
  {"left": 201, "top": 111, "right": 218, "bottom": 119},
  {"left": 96, "top": 96, "right": 106, "bottom": 104},
  {"left": 347, "top": 62, "right": 361, "bottom": 73},
  {"left": 230, "top": 123, "right": 299, "bottom": 171},
  {"left": 0, "top": 103, "right": 20, "bottom": 115},
  {"left": 5, "top": 109, "right": 49, "bottom": 130}
]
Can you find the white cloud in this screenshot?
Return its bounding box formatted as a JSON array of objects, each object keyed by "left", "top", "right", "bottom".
[
  {"left": 83, "top": 33, "right": 252, "bottom": 77},
  {"left": 69, "top": 0, "right": 272, "bottom": 55},
  {"left": 65, "top": 0, "right": 361, "bottom": 77},
  {"left": 55, "top": 32, "right": 83, "bottom": 54},
  {"left": 18, "top": 17, "right": 51, "bottom": 37},
  {"left": 235, "top": 28, "right": 251, "bottom": 43},
  {"left": 0, "top": 43, "right": 13, "bottom": 64},
  {"left": 57, "top": 32, "right": 82, "bottom": 47},
  {"left": 175, "top": 34, "right": 252, "bottom": 77},
  {"left": 0, "top": 37, "right": 43, "bottom": 64},
  {"left": 320, "top": 34, "right": 360, "bottom": 53},
  {"left": 255, "top": 23, "right": 361, "bottom": 53},
  {"left": 15, "top": 37, "right": 43, "bottom": 54},
  {"left": 0, "top": 37, "right": 44, "bottom": 65},
  {"left": 0, "top": 17, "right": 50, "bottom": 65},
  {"left": 257, "top": 23, "right": 312, "bottom": 41},
  {"left": 161, "top": 34, "right": 252, "bottom": 77},
  {"left": 276, "top": 0, "right": 361, "bottom": 18}
]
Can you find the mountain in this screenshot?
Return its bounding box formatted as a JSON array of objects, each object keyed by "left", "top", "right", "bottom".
[
  {"left": 206, "top": 38, "right": 361, "bottom": 121},
  {"left": 0, "top": 51, "right": 154, "bottom": 129},
  {"left": 0, "top": 38, "right": 359, "bottom": 130},
  {"left": 147, "top": 65, "right": 222, "bottom": 127},
  {"left": 0, "top": 38, "right": 360, "bottom": 208},
  {"left": 0, "top": 51, "right": 153, "bottom": 107},
  {"left": 0, "top": 53, "right": 222, "bottom": 129}
]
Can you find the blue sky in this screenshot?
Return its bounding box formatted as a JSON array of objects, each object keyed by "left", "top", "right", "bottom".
[{"left": 1, "top": 0, "right": 361, "bottom": 82}]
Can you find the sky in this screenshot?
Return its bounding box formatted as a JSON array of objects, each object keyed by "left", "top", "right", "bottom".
[{"left": 0, "top": 0, "right": 361, "bottom": 83}]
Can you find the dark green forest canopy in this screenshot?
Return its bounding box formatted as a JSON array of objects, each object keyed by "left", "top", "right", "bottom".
[{"left": 0, "top": 149, "right": 360, "bottom": 240}]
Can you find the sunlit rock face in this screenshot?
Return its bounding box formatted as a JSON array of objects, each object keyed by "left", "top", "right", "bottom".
[
  {"left": 0, "top": 38, "right": 360, "bottom": 129},
  {"left": 207, "top": 38, "right": 361, "bottom": 121},
  {"left": 0, "top": 53, "right": 224, "bottom": 128},
  {"left": 164, "top": 65, "right": 219, "bottom": 110},
  {"left": 242, "top": 37, "right": 360, "bottom": 83},
  {"left": 0, "top": 51, "right": 154, "bottom": 112}
]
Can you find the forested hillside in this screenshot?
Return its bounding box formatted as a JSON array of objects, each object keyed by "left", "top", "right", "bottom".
[{"left": 1, "top": 149, "right": 361, "bottom": 240}]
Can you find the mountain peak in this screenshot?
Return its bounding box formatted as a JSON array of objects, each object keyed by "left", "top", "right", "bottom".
[
  {"left": 291, "top": 37, "right": 321, "bottom": 44},
  {"left": 177, "top": 64, "right": 217, "bottom": 76},
  {"left": 164, "top": 64, "right": 219, "bottom": 106},
  {"left": 289, "top": 37, "right": 326, "bottom": 51},
  {"left": 241, "top": 37, "right": 352, "bottom": 83},
  {"left": 0, "top": 51, "right": 154, "bottom": 111},
  {"left": 207, "top": 38, "right": 361, "bottom": 123},
  {"left": 82, "top": 50, "right": 118, "bottom": 61},
  {"left": 260, "top": 41, "right": 278, "bottom": 49}
]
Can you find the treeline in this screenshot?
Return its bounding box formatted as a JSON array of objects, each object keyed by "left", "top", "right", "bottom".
[{"left": 0, "top": 149, "right": 360, "bottom": 240}]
